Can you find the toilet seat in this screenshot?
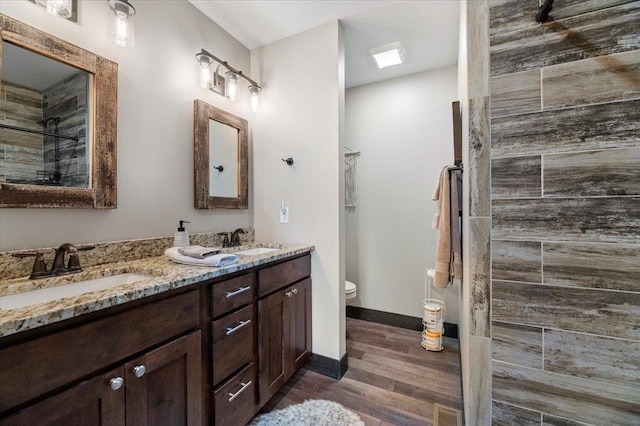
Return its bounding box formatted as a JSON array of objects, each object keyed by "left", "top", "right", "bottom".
[
  {"left": 345, "top": 280, "right": 357, "bottom": 301},
  {"left": 345, "top": 280, "right": 356, "bottom": 294}
]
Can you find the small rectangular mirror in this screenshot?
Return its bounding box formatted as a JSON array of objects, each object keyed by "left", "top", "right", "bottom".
[
  {"left": 194, "top": 100, "right": 248, "bottom": 209},
  {"left": 208, "top": 119, "right": 239, "bottom": 198}
]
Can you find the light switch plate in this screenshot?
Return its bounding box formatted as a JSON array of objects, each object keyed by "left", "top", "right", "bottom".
[{"left": 280, "top": 202, "right": 290, "bottom": 223}]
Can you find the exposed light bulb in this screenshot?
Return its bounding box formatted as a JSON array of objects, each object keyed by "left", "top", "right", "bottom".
[
  {"left": 226, "top": 72, "right": 238, "bottom": 102},
  {"left": 196, "top": 54, "right": 213, "bottom": 89},
  {"left": 113, "top": 12, "right": 129, "bottom": 47},
  {"left": 249, "top": 85, "right": 262, "bottom": 112},
  {"left": 108, "top": 0, "right": 135, "bottom": 48},
  {"left": 200, "top": 64, "right": 212, "bottom": 88},
  {"left": 35, "top": 0, "right": 72, "bottom": 18}
]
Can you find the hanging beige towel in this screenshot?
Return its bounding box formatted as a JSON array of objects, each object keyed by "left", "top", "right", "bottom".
[{"left": 432, "top": 166, "right": 453, "bottom": 288}]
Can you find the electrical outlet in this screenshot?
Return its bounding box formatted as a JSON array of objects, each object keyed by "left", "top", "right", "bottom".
[{"left": 280, "top": 202, "right": 290, "bottom": 223}]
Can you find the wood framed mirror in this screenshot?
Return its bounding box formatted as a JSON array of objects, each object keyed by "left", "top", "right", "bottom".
[
  {"left": 0, "top": 14, "right": 117, "bottom": 208},
  {"left": 194, "top": 100, "right": 248, "bottom": 209}
]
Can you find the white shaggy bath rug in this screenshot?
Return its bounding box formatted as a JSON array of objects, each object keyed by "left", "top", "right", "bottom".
[{"left": 249, "top": 399, "right": 364, "bottom": 426}]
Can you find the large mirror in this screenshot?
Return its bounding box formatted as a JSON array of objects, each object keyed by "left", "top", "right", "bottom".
[
  {"left": 194, "top": 100, "right": 248, "bottom": 209},
  {"left": 0, "top": 14, "right": 117, "bottom": 208}
]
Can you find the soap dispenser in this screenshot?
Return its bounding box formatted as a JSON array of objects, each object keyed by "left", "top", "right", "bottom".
[{"left": 173, "top": 220, "right": 191, "bottom": 247}]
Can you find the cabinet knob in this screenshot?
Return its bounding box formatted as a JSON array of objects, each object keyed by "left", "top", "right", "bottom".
[
  {"left": 110, "top": 377, "right": 124, "bottom": 391},
  {"left": 285, "top": 291, "right": 293, "bottom": 298},
  {"left": 133, "top": 364, "right": 147, "bottom": 378},
  {"left": 292, "top": 288, "right": 298, "bottom": 295}
]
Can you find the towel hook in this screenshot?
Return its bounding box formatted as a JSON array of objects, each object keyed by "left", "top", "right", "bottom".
[
  {"left": 282, "top": 157, "right": 294, "bottom": 166},
  {"left": 535, "top": 0, "right": 554, "bottom": 22}
]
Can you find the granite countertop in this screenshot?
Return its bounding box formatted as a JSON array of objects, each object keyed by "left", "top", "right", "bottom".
[{"left": 0, "top": 243, "right": 313, "bottom": 338}]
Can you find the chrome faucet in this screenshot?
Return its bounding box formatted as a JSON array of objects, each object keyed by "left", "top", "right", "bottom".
[{"left": 230, "top": 228, "right": 246, "bottom": 247}]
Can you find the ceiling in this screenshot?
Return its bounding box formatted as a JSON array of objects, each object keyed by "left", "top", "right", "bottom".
[
  {"left": 2, "top": 41, "right": 81, "bottom": 91},
  {"left": 188, "top": 0, "right": 460, "bottom": 88}
]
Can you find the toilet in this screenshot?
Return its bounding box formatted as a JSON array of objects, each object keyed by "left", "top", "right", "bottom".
[{"left": 345, "top": 280, "right": 357, "bottom": 301}]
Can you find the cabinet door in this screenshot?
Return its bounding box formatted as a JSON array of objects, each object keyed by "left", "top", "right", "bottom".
[
  {"left": 0, "top": 367, "right": 125, "bottom": 426},
  {"left": 289, "top": 278, "right": 312, "bottom": 377},
  {"left": 126, "top": 331, "right": 201, "bottom": 426},
  {"left": 258, "top": 289, "right": 289, "bottom": 406}
]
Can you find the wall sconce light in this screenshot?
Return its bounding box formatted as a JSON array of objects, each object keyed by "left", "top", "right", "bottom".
[
  {"left": 196, "top": 49, "right": 262, "bottom": 111},
  {"left": 35, "top": 0, "right": 72, "bottom": 18},
  {"left": 107, "top": 0, "right": 136, "bottom": 48}
]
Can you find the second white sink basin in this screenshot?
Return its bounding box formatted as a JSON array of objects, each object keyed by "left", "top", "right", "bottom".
[
  {"left": 235, "top": 247, "right": 279, "bottom": 256},
  {"left": 0, "top": 272, "right": 153, "bottom": 311}
]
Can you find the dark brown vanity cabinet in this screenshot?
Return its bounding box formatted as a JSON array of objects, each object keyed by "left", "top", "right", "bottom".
[
  {"left": 258, "top": 258, "right": 312, "bottom": 406},
  {"left": 210, "top": 273, "right": 257, "bottom": 426},
  {"left": 0, "top": 253, "right": 312, "bottom": 426},
  {"left": 211, "top": 254, "right": 312, "bottom": 423},
  {"left": 0, "top": 290, "right": 202, "bottom": 426}
]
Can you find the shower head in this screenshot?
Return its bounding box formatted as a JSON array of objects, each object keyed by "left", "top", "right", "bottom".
[{"left": 36, "top": 117, "right": 61, "bottom": 128}]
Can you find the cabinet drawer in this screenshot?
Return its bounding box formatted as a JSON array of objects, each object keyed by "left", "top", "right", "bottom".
[
  {"left": 214, "top": 363, "right": 256, "bottom": 426},
  {"left": 212, "top": 305, "right": 254, "bottom": 386},
  {"left": 212, "top": 273, "right": 253, "bottom": 318},
  {"left": 0, "top": 290, "right": 199, "bottom": 413},
  {"left": 258, "top": 255, "right": 311, "bottom": 297}
]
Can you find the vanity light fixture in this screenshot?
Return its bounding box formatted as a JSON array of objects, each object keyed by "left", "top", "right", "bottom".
[
  {"left": 196, "top": 49, "right": 262, "bottom": 110},
  {"left": 35, "top": 0, "right": 72, "bottom": 18},
  {"left": 107, "top": 0, "right": 136, "bottom": 48},
  {"left": 369, "top": 41, "right": 405, "bottom": 69}
]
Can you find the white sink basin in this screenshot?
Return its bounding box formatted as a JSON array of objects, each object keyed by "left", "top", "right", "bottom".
[
  {"left": 0, "top": 272, "right": 153, "bottom": 310},
  {"left": 235, "top": 247, "right": 279, "bottom": 256}
]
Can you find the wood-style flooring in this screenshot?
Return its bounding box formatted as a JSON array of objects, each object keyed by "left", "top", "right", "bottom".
[{"left": 259, "top": 318, "right": 463, "bottom": 425}]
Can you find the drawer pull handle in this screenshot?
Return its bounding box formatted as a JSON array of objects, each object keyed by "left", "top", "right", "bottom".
[
  {"left": 133, "top": 365, "right": 147, "bottom": 378},
  {"left": 110, "top": 377, "right": 124, "bottom": 391},
  {"left": 225, "top": 319, "right": 251, "bottom": 336},
  {"left": 228, "top": 380, "right": 252, "bottom": 402},
  {"left": 226, "top": 286, "right": 251, "bottom": 298}
]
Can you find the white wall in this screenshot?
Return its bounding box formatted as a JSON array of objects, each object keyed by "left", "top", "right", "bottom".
[
  {"left": 250, "top": 21, "right": 345, "bottom": 361},
  {"left": 345, "top": 66, "right": 460, "bottom": 324},
  {"left": 0, "top": 0, "right": 252, "bottom": 251}
]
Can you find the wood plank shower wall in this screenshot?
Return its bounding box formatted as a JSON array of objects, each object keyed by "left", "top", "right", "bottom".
[{"left": 488, "top": 1, "right": 640, "bottom": 424}]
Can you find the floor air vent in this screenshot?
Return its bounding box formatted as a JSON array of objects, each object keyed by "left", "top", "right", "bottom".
[{"left": 434, "top": 403, "right": 462, "bottom": 426}]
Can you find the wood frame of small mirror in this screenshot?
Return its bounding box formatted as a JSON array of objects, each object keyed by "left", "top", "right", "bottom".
[
  {"left": 194, "top": 100, "right": 248, "bottom": 209},
  {"left": 0, "top": 14, "right": 117, "bottom": 208}
]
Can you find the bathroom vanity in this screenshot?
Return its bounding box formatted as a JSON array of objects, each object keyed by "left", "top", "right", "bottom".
[{"left": 0, "top": 244, "right": 313, "bottom": 426}]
